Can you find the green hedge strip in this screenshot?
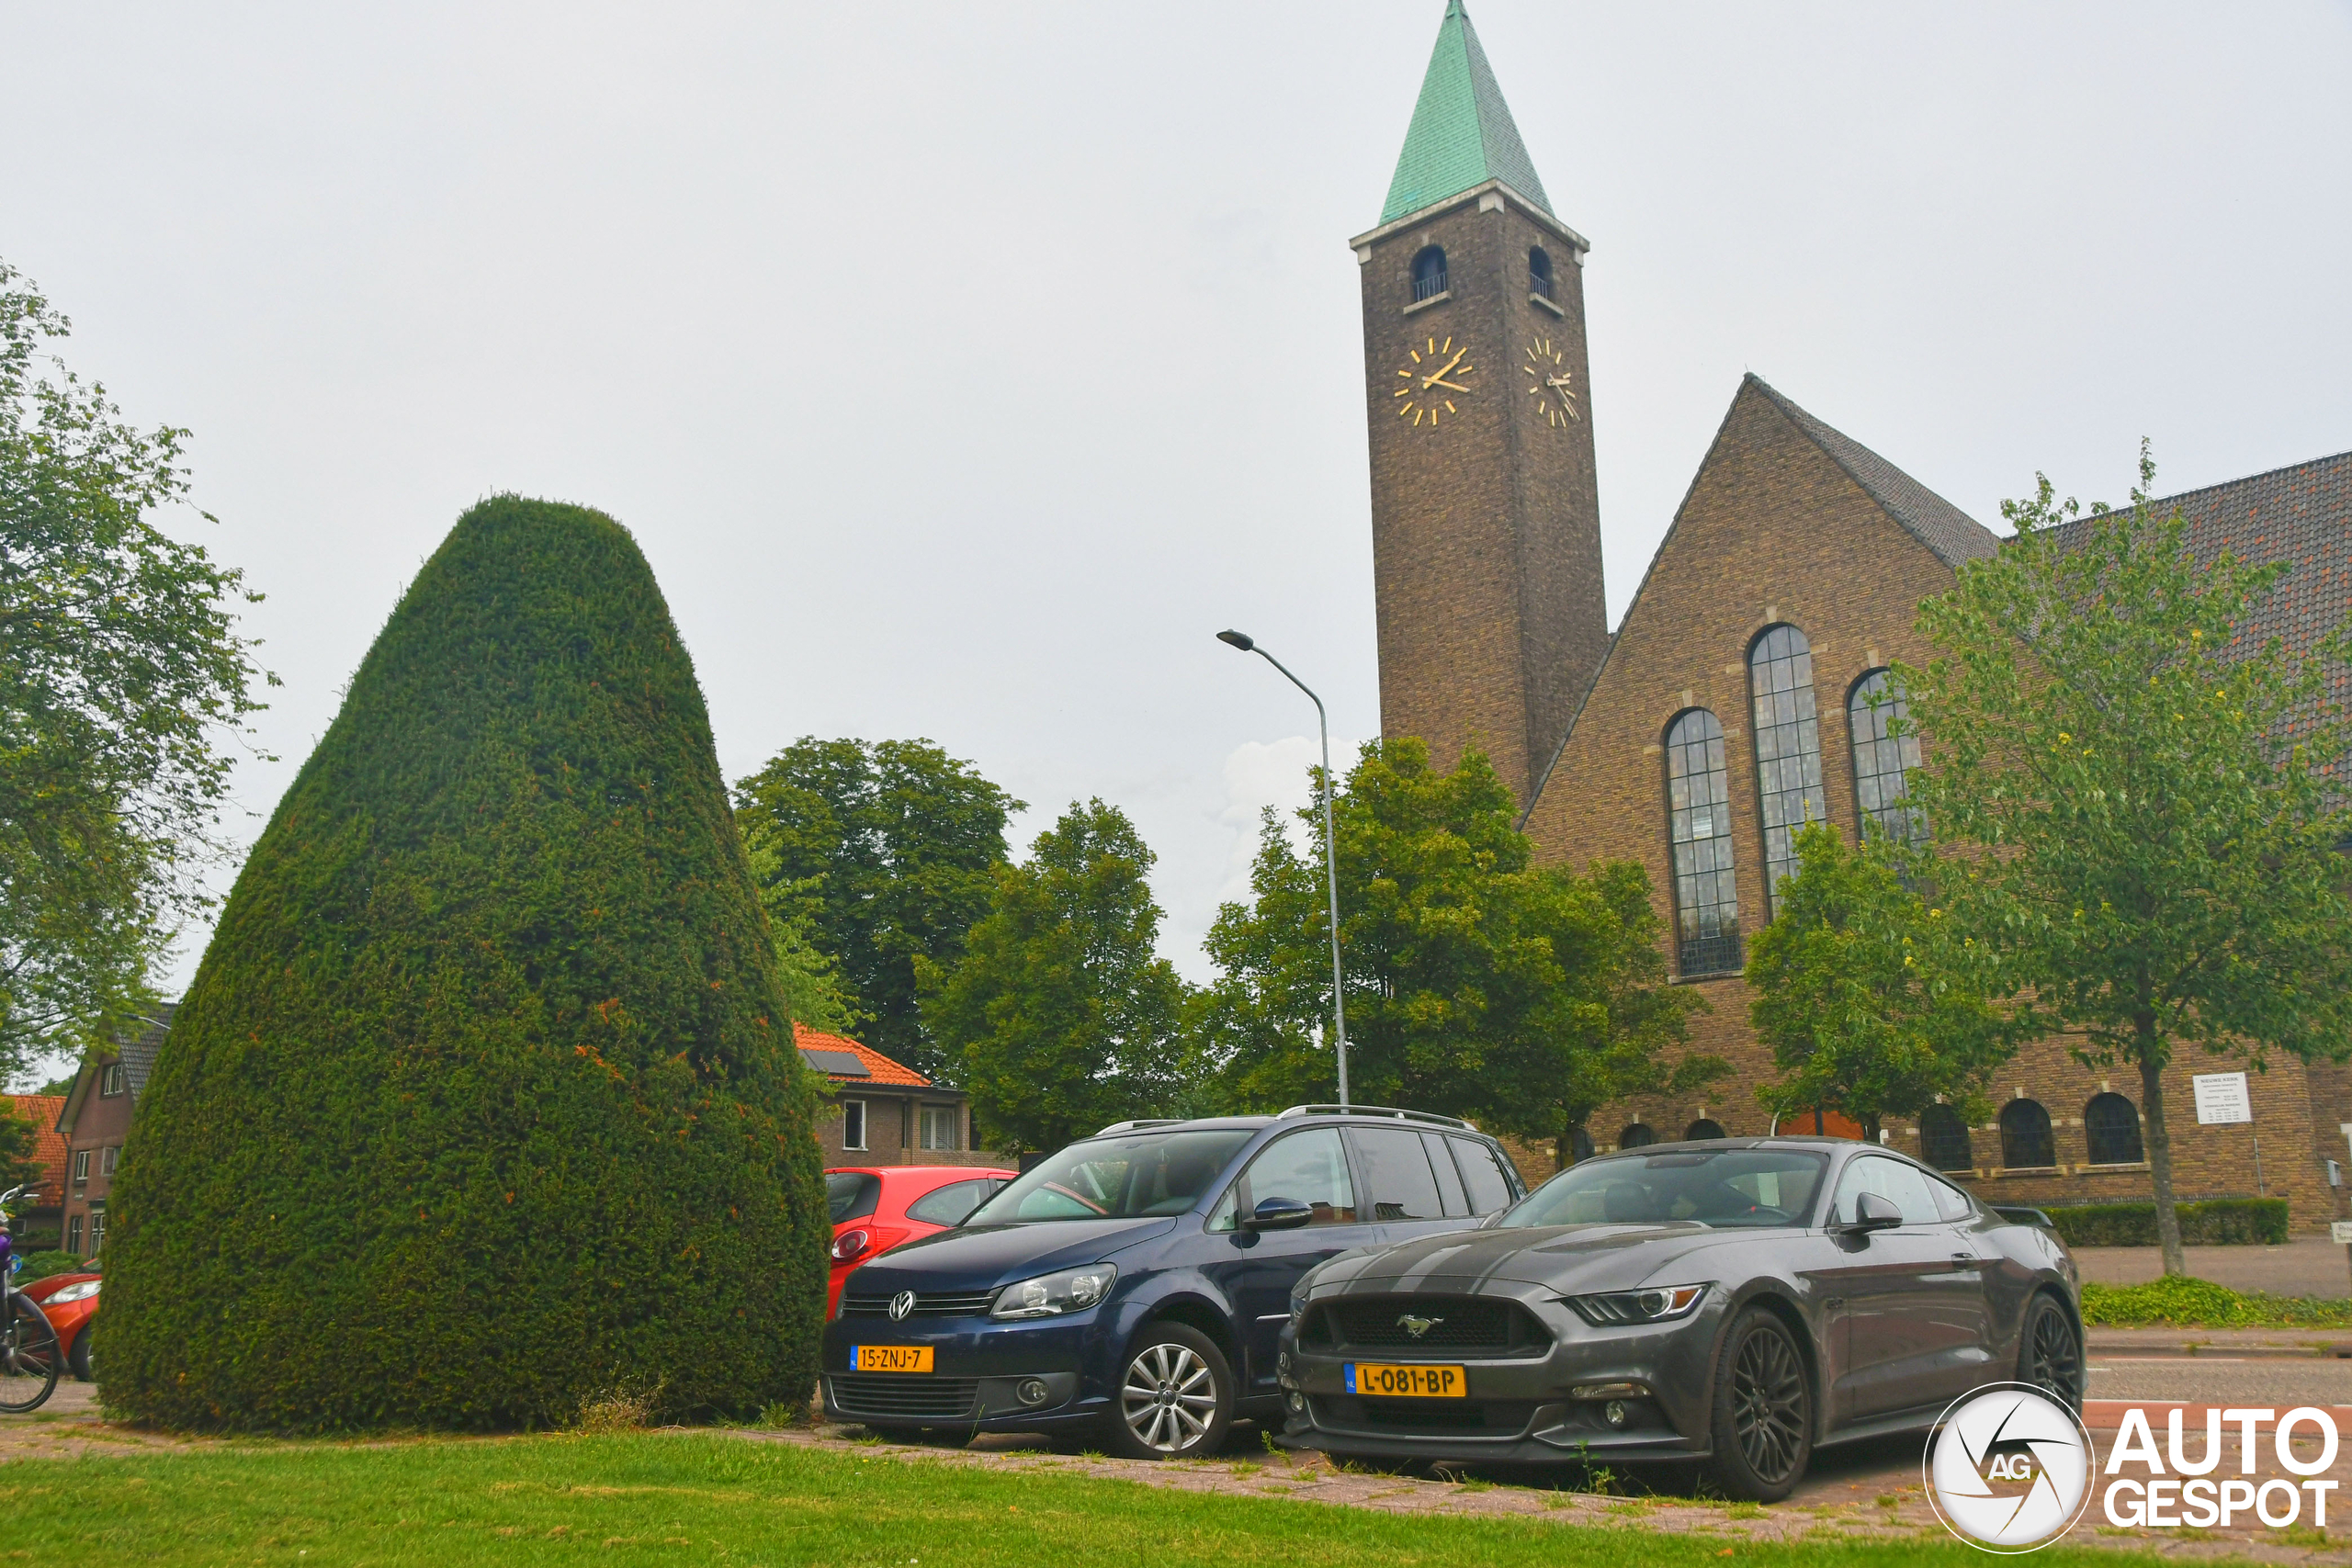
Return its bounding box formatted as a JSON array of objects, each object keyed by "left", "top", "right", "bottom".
[
  {"left": 96, "top": 498, "right": 828, "bottom": 1433},
  {"left": 2042, "top": 1197, "right": 2288, "bottom": 1247}
]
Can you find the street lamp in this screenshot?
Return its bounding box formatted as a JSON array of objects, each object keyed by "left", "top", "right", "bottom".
[{"left": 1216, "top": 629, "right": 1349, "bottom": 1108}]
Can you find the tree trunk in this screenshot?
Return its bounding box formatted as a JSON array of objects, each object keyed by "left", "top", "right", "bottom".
[
  {"left": 1860, "top": 1111, "right": 1883, "bottom": 1145},
  {"left": 1556, "top": 1109, "right": 1573, "bottom": 1171},
  {"left": 2138, "top": 1033, "right": 2188, "bottom": 1278}
]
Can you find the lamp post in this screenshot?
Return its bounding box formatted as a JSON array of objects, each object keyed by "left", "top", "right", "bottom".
[{"left": 1216, "top": 629, "right": 1349, "bottom": 1108}]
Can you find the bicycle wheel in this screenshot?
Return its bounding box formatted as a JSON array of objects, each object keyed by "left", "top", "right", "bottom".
[{"left": 0, "top": 1292, "right": 62, "bottom": 1413}]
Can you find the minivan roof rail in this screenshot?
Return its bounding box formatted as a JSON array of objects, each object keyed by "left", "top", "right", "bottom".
[
  {"left": 1092, "top": 1118, "right": 1186, "bottom": 1136},
  {"left": 1276, "top": 1104, "right": 1477, "bottom": 1132}
]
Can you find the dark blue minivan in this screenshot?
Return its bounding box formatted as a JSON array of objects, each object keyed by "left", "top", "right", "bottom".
[{"left": 819, "top": 1107, "right": 1526, "bottom": 1459}]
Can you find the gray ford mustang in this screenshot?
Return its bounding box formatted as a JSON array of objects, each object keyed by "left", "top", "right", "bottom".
[{"left": 1276, "top": 1137, "right": 2082, "bottom": 1500}]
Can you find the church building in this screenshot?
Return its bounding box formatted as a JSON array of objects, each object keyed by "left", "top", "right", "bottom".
[{"left": 1354, "top": 3, "right": 2352, "bottom": 1225}]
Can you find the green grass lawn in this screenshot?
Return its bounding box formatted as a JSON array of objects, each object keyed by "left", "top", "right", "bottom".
[{"left": 0, "top": 1430, "right": 2162, "bottom": 1567}]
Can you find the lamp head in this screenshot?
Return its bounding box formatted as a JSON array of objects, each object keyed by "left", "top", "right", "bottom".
[{"left": 1216, "top": 629, "right": 1255, "bottom": 652}]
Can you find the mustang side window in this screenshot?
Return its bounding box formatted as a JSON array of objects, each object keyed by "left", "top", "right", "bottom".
[
  {"left": 1349, "top": 1127, "right": 1445, "bottom": 1221},
  {"left": 1214, "top": 1129, "right": 1359, "bottom": 1232},
  {"left": 1831, "top": 1156, "right": 1939, "bottom": 1225}
]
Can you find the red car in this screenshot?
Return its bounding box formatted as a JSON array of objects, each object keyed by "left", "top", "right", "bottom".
[
  {"left": 826, "top": 1166, "right": 1013, "bottom": 1316},
  {"left": 25, "top": 1269, "right": 100, "bottom": 1381}
]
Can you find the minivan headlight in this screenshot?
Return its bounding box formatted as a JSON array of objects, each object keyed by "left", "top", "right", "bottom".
[
  {"left": 1566, "top": 1283, "right": 1709, "bottom": 1325},
  {"left": 990, "top": 1264, "right": 1117, "bottom": 1320}
]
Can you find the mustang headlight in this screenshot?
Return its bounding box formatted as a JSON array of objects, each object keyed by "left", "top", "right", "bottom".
[
  {"left": 990, "top": 1263, "right": 1117, "bottom": 1320},
  {"left": 1566, "top": 1283, "right": 1709, "bottom": 1326}
]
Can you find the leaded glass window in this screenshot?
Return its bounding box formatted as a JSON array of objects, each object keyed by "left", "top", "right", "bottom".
[
  {"left": 1749, "top": 625, "right": 1826, "bottom": 908},
  {"left": 1849, "top": 669, "right": 1924, "bottom": 843},
  {"left": 1665, "top": 708, "right": 1741, "bottom": 976}
]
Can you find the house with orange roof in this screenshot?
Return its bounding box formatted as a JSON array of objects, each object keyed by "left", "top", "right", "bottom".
[
  {"left": 5, "top": 1091, "right": 70, "bottom": 1249},
  {"left": 794, "top": 1025, "right": 998, "bottom": 1168}
]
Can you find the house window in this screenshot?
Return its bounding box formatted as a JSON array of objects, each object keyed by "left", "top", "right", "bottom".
[
  {"left": 87, "top": 1211, "right": 106, "bottom": 1255},
  {"left": 1528, "top": 245, "right": 1554, "bottom": 300},
  {"left": 841, "top": 1099, "right": 867, "bottom": 1152},
  {"left": 1618, "top": 1123, "right": 1657, "bottom": 1150},
  {"left": 101, "top": 1145, "right": 121, "bottom": 1177},
  {"left": 101, "top": 1062, "right": 125, "bottom": 1097},
  {"left": 1665, "top": 708, "right": 1741, "bottom": 976},
  {"left": 1919, "top": 1104, "right": 1973, "bottom": 1172},
  {"left": 66, "top": 1215, "right": 84, "bottom": 1255},
  {"left": 1999, "top": 1100, "right": 2054, "bottom": 1169},
  {"left": 1411, "top": 244, "right": 1448, "bottom": 301},
  {"left": 1749, "top": 624, "right": 1826, "bottom": 909},
  {"left": 72, "top": 1148, "right": 91, "bottom": 1185},
  {"left": 919, "top": 1104, "right": 959, "bottom": 1152},
  {"left": 2084, "top": 1093, "right": 2144, "bottom": 1165},
  {"left": 1849, "top": 670, "right": 1924, "bottom": 843}
]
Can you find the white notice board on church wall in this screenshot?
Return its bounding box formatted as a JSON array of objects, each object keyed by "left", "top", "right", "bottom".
[{"left": 2193, "top": 1072, "right": 2253, "bottom": 1125}]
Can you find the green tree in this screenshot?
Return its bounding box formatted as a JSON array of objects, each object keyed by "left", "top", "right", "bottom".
[
  {"left": 98, "top": 498, "right": 827, "bottom": 1432},
  {"left": 1900, "top": 447, "right": 2352, "bottom": 1276},
  {"left": 739, "top": 822, "right": 854, "bottom": 1034},
  {"left": 0, "top": 1100, "right": 38, "bottom": 1195},
  {"left": 923, "top": 800, "right": 1188, "bottom": 1154},
  {"left": 0, "top": 262, "right": 270, "bottom": 1082},
  {"left": 733, "top": 738, "right": 1020, "bottom": 1081},
  {"left": 1746, "top": 821, "right": 2014, "bottom": 1144},
  {"left": 1197, "top": 739, "right": 1713, "bottom": 1142}
]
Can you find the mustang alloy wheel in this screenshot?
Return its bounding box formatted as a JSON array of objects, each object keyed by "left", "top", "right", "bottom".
[
  {"left": 2019, "top": 1294, "right": 2084, "bottom": 1410},
  {"left": 1706, "top": 1307, "right": 1813, "bottom": 1502},
  {"left": 1106, "top": 1323, "right": 1233, "bottom": 1460}
]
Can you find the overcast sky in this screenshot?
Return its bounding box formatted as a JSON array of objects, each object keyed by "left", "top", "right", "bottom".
[{"left": 7, "top": 2, "right": 2349, "bottom": 1044}]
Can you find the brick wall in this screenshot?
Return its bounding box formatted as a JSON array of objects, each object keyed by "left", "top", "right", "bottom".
[{"left": 811, "top": 1089, "right": 1005, "bottom": 1169}]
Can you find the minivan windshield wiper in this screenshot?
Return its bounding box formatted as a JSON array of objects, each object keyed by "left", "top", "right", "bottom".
[{"left": 963, "top": 1130, "right": 1253, "bottom": 1224}]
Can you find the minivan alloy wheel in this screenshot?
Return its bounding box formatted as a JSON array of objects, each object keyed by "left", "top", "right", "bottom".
[{"left": 1122, "top": 1342, "right": 1217, "bottom": 1452}]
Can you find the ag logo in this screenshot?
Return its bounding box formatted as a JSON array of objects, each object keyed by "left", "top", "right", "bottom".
[
  {"left": 888, "top": 1291, "right": 916, "bottom": 1322},
  {"left": 1925, "top": 1383, "right": 2095, "bottom": 1551}
]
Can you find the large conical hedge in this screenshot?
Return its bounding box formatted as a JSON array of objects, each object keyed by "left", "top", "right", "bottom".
[{"left": 98, "top": 497, "right": 827, "bottom": 1432}]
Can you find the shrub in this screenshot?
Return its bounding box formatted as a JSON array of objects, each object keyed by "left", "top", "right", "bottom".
[
  {"left": 96, "top": 497, "right": 828, "bottom": 1433},
  {"left": 2045, "top": 1197, "right": 2288, "bottom": 1248},
  {"left": 2080, "top": 1274, "right": 2352, "bottom": 1329},
  {"left": 13, "top": 1249, "right": 87, "bottom": 1283}
]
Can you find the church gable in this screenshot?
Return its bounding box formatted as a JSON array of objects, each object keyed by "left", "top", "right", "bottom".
[{"left": 1521, "top": 376, "right": 1982, "bottom": 978}]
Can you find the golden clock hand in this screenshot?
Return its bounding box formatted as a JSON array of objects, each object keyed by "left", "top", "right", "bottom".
[
  {"left": 1420, "top": 347, "right": 1466, "bottom": 388},
  {"left": 1423, "top": 377, "right": 1471, "bottom": 393}
]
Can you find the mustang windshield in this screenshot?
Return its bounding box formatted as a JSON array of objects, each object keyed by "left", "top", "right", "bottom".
[
  {"left": 1500, "top": 1147, "right": 1828, "bottom": 1230},
  {"left": 964, "top": 1129, "right": 1254, "bottom": 1224}
]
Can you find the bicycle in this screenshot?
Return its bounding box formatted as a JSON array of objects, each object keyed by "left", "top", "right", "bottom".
[{"left": 0, "top": 1182, "right": 61, "bottom": 1413}]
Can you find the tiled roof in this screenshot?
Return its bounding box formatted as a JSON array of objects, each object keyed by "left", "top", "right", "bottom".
[
  {"left": 1381, "top": 1, "right": 1552, "bottom": 223},
  {"left": 792, "top": 1024, "right": 931, "bottom": 1089},
  {"left": 2049, "top": 450, "right": 2352, "bottom": 774},
  {"left": 6, "top": 1094, "right": 69, "bottom": 1200},
  {"left": 119, "top": 1001, "right": 174, "bottom": 1100},
  {"left": 1747, "top": 376, "right": 2001, "bottom": 571}
]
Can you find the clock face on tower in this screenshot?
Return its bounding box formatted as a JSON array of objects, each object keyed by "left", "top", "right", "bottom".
[
  {"left": 1393, "top": 335, "right": 1475, "bottom": 428},
  {"left": 1525, "top": 336, "right": 1578, "bottom": 427}
]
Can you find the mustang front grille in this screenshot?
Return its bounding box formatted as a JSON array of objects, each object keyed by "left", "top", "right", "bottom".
[{"left": 1316, "top": 1297, "right": 1546, "bottom": 1355}]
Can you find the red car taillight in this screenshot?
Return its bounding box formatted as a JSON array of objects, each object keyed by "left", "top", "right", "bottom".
[{"left": 830, "top": 1228, "right": 871, "bottom": 1263}]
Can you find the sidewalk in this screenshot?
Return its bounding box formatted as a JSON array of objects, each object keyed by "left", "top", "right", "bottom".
[
  {"left": 2073, "top": 1234, "right": 2352, "bottom": 1297},
  {"left": 2088, "top": 1325, "right": 2352, "bottom": 1358}
]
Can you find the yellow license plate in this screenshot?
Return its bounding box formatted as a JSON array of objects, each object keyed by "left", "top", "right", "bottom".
[
  {"left": 850, "top": 1345, "right": 934, "bottom": 1374},
  {"left": 1347, "top": 1361, "right": 1465, "bottom": 1398}
]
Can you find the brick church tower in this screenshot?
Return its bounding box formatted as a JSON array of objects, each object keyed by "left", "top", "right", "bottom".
[{"left": 1352, "top": 2, "right": 1608, "bottom": 805}]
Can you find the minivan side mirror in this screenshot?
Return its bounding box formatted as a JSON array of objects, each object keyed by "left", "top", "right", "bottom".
[
  {"left": 1242, "top": 1196, "right": 1315, "bottom": 1232},
  {"left": 1839, "top": 1191, "right": 1904, "bottom": 1235}
]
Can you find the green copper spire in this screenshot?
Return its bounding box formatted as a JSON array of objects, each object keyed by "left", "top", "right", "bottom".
[{"left": 1380, "top": 0, "right": 1552, "bottom": 224}]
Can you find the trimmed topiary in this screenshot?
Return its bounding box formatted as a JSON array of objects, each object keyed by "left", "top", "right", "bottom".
[{"left": 96, "top": 497, "right": 827, "bottom": 1432}]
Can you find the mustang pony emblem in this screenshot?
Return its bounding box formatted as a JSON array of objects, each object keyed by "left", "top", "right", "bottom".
[{"left": 1397, "top": 1314, "right": 1444, "bottom": 1338}]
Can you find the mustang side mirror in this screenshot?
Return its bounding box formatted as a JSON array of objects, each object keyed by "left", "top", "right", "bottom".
[
  {"left": 1839, "top": 1192, "right": 1904, "bottom": 1235},
  {"left": 1242, "top": 1196, "right": 1315, "bottom": 1232}
]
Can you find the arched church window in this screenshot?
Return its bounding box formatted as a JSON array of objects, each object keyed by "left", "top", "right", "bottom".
[
  {"left": 1664, "top": 708, "right": 1742, "bottom": 976},
  {"left": 1684, "top": 1118, "right": 1726, "bottom": 1142},
  {"left": 1412, "top": 245, "right": 1449, "bottom": 301},
  {"left": 1618, "top": 1122, "right": 1657, "bottom": 1150},
  {"left": 1919, "top": 1104, "right": 1973, "bottom": 1172},
  {"left": 1849, "top": 670, "right": 1925, "bottom": 844},
  {"left": 1998, "top": 1099, "right": 2054, "bottom": 1169},
  {"left": 1749, "top": 624, "right": 1826, "bottom": 908},
  {"left": 2084, "top": 1093, "right": 2144, "bottom": 1165},
  {"left": 1528, "top": 246, "right": 1554, "bottom": 300}
]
